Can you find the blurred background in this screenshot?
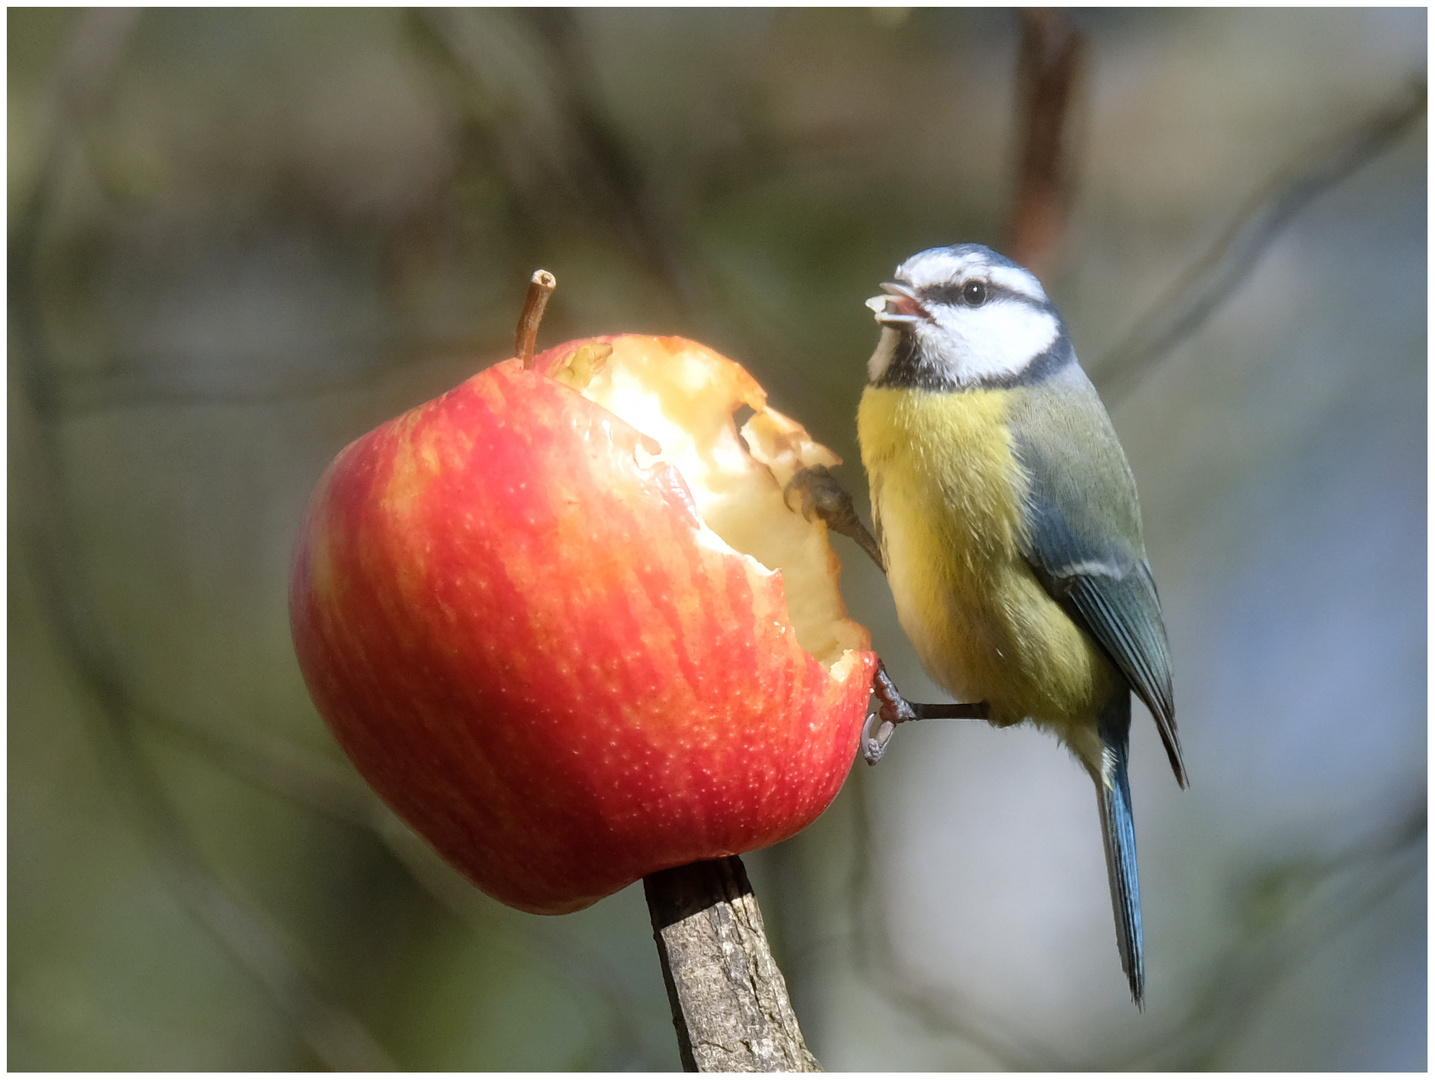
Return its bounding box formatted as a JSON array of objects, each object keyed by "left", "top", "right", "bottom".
[{"left": 9, "top": 7, "right": 1426, "bottom": 1070}]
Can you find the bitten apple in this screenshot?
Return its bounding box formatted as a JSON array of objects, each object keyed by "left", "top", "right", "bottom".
[{"left": 290, "top": 334, "right": 877, "bottom": 914}]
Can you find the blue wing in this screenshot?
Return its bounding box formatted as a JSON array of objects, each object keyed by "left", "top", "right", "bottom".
[{"left": 1010, "top": 368, "right": 1186, "bottom": 787}]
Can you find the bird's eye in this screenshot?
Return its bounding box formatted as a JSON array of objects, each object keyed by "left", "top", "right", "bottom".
[{"left": 962, "top": 280, "right": 987, "bottom": 306}]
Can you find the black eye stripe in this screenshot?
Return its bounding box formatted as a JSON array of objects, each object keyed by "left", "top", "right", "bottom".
[
  {"left": 919, "top": 281, "right": 1040, "bottom": 308},
  {"left": 920, "top": 283, "right": 968, "bottom": 306}
]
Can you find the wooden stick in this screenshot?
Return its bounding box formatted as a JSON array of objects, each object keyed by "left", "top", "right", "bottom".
[
  {"left": 516, "top": 269, "right": 557, "bottom": 368},
  {"left": 644, "top": 856, "right": 821, "bottom": 1072}
]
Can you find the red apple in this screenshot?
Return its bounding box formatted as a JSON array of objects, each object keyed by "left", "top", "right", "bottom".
[{"left": 290, "top": 333, "right": 877, "bottom": 914}]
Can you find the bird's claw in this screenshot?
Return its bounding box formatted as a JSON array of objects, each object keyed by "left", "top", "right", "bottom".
[
  {"left": 862, "top": 711, "right": 896, "bottom": 765},
  {"left": 784, "top": 465, "right": 855, "bottom": 526},
  {"left": 863, "top": 660, "right": 919, "bottom": 764},
  {"left": 784, "top": 465, "right": 885, "bottom": 572}
]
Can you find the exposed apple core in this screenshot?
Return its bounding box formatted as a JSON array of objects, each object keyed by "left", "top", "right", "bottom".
[{"left": 556, "top": 335, "right": 868, "bottom": 673}]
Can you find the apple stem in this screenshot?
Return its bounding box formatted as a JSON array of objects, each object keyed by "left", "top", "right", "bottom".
[
  {"left": 516, "top": 269, "right": 557, "bottom": 369},
  {"left": 644, "top": 857, "right": 821, "bottom": 1072}
]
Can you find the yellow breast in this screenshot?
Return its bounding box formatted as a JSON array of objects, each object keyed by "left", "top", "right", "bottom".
[{"left": 856, "top": 386, "right": 1118, "bottom": 733}]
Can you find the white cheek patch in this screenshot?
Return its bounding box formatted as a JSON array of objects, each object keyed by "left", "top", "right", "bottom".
[
  {"left": 867, "top": 326, "right": 901, "bottom": 383},
  {"left": 921, "top": 299, "right": 1060, "bottom": 385}
]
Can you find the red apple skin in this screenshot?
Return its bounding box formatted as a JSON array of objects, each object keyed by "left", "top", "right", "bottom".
[{"left": 290, "top": 339, "right": 878, "bottom": 914}]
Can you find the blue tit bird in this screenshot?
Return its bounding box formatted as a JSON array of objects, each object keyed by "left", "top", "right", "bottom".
[{"left": 856, "top": 243, "right": 1186, "bottom": 1007}]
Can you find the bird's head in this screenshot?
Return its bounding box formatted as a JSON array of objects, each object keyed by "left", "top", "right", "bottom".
[{"left": 866, "top": 244, "right": 1068, "bottom": 389}]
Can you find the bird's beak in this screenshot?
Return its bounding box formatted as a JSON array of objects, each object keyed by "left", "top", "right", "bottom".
[{"left": 865, "top": 281, "right": 928, "bottom": 325}]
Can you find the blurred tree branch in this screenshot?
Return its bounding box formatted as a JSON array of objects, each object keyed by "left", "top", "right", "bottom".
[
  {"left": 406, "top": 8, "right": 701, "bottom": 316},
  {"left": 15, "top": 257, "right": 399, "bottom": 1076},
  {"left": 10, "top": 11, "right": 395, "bottom": 1070},
  {"left": 1005, "top": 8, "right": 1086, "bottom": 280},
  {"left": 43, "top": 334, "right": 488, "bottom": 414},
  {"left": 1097, "top": 77, "right": 1426, "bottom": 401}
]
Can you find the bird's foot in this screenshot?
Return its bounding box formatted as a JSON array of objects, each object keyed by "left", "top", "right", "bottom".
[
  {"left": 784, "top": 465, "right": 885, "bottom": 572},
  {"left": 863, "top": 661, "right": 989, "bottom": 765},
  {"left": 864, "top": 661, "right": 919, "bottom": 764}
]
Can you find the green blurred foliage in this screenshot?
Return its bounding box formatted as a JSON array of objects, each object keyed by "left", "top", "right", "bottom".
[{"left": 9, "top": 7, "right": 1426, "bottom": 1070}]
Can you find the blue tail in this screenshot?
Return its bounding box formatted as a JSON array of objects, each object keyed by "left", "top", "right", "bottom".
[{"left": 1096, "top": 691, "right": 1144, "bottom": 1007}]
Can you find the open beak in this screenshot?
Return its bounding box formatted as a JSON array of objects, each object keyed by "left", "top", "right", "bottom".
[{"left": 865, "top": 281, "right": 928, "bottom": 325}]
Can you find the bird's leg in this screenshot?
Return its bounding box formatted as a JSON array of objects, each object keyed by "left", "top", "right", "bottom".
[
  {"left": 784, "top": 464, "right": 885, "bottom": 572},
  {"left": 863, "top": 660, "right": 989, "bottom": 763},
  {"left": 783, "top": 467, "right": 988, "bottom": 763}
]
